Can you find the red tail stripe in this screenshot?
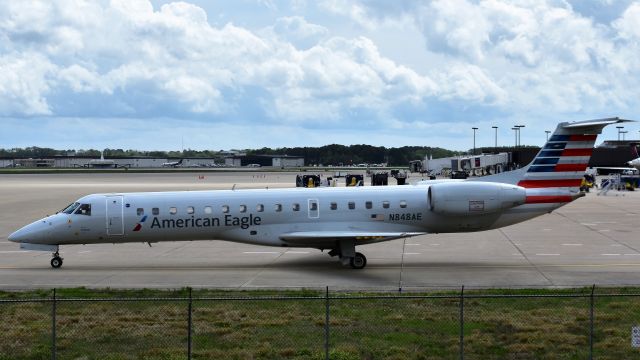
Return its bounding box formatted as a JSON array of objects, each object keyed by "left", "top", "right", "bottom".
[
  {"left": 518, "top": 179, "right": 582, "bottom": 188},
  {"left": 555, "top": 164, "right": 588, "bottom": 172},
  {"left": 561, "top": 148, "right": 592, "bottom": 157},
  {"left": 569, "top": 135, "right": 597, "bottom": 141},
  {"left": 525, "top": 195, "right": 573, "bottom": 204}
]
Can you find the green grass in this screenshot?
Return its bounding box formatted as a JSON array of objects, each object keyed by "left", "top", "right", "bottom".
[{"left": 1, "top": 287, "right": 640, "bottom": 359}]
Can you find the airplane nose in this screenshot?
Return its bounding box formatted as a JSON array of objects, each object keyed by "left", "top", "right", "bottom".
[
  {"left": 8, "top": 220, "right": 50, "bottom": 243},
  {"left": 8, "top": 228, "right": 25, "bottom": 243}
]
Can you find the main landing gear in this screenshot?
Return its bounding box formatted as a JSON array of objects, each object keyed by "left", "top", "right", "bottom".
[
  {"left": 328, "top": 240, "right": 367, "bottom": 269},
  {"left": 51, "top": 251, "right": 63, "bottom": 269}
]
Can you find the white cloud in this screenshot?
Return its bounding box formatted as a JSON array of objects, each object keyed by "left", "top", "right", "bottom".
[
  {"left": 613, "top": 2, "right": 640, "bottom": 39},
  {"left": 270, "top": 16, "right": 328, "bottom": 49},
  {"left": 0, "top": 0, "right": 639, "bottom": 151},
  {"left": 0, "top": 53, "right": 55, "bottom": 115}
]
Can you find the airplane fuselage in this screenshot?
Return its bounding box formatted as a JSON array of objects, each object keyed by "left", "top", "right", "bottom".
[{"left": 9, "top": 183, "right": 552, "bottom": 250}]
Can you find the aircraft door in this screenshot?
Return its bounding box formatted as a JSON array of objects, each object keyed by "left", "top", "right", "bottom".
[
  {"left": 308, "top": 199, "right": 319, "bottom": 219},
  {"left": 106, "top": 195, "right": 124, "bottom": 236}
]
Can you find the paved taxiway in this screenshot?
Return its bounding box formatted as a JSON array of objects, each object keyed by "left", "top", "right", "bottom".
[{"left": 1, "top": 171, "right": 639, "bottom": 290}]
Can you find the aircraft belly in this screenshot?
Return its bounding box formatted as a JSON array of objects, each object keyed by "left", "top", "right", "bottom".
[{"left": 422, "top": 212, "right": 502, "bottom": 233}]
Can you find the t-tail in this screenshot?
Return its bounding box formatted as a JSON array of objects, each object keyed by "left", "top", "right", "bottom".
[{"left": 474, "top": 117, "right": 634, "bottom": 207}]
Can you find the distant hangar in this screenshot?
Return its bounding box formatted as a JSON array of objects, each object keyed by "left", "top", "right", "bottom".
[{"left": 0, "top": 154, "right": 304, "bottom": 168}]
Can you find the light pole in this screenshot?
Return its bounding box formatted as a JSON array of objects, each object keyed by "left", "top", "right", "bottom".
[
  {"left": 516, "top": 125, "right": 525, "bottom": 147},
  {"left": 472, "top": 127, "right": 478, "bottom": 155},
  {"left": 616, "top": 126, "right": 624, "bottom": 141},
  {"left": 511, "top": 127, "right": 518, "bottom": 147},
  {"left": 545, "top": 130, "right": 551, "bottom": 141},
  {"left": 492, "top": 126, "right": 498, "bottom": 148},
  {"left": 621, "top": 130, "right": 628, "bottom": 141}
]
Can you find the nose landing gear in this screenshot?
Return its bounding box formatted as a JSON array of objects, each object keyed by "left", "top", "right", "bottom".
[{"left": 51, "top": 251, "right": 63, "bottom": 269}]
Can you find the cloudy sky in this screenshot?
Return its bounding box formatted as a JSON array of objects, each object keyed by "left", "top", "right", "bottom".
[{"left": 1, "top": 0, "right": 639, "bottom": 151}]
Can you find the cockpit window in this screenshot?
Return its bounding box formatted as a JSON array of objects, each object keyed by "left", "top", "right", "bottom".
[
  {"left": 74, "top": 204, "right": 91, "bottom": 216},
  {"left": 61, "top": 202, "right": 80, "bottom": 214}
]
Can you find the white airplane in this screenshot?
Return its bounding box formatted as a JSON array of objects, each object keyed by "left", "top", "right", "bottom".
[
  {"left": 8, "top": 118, "right": 632, "bottom": 269},
  {"left": 627, "top": 145, "right": 640, "bottom": 171},
  {"left": 162, "top": 159, "right": 183, "bottom": 167},
  {"left": 588, "top": 145, "right": 640, "bottom": 175},
  {"left": 86, "top": 150, "right": 117, "bottom": 168}
]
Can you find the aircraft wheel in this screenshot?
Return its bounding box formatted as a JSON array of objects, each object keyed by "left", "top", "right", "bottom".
[
  {"left": 51, "top": 256, "right": 63, "bottom": 269},
  {"left": 349, "top": 252, "right": 367, "bottom": 269}
]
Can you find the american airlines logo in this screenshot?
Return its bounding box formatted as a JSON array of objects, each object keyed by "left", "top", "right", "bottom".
[{"left": 133, "top": 215, "right": 147, "bottom": 232}]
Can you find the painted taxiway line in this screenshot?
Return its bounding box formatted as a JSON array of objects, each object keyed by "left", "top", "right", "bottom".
[{"left": 242, "top": 251, "right": 280, "bottom": 254}]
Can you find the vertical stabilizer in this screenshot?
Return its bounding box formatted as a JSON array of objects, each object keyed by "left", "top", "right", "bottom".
[{"left": 474, "top": 118, "right": 633, "bottom": 194}]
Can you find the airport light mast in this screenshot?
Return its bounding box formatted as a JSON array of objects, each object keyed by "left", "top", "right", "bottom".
[
  {"left": 545, "top": 130, "right": 551, "bottom": 141},
  {"left": 515, "top": 125, "right": 525, "bottom": 147},
  {"left": 617, "top": 126, "right": 624, "bottom": 141},
  {"left": 492, "top": 126, "right": 498, "bottom": 148},
  {"left": 472, "top": 127, "right": 478, "bottom": 155}
]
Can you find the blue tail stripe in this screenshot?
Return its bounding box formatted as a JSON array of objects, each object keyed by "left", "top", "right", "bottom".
[
  {"left": 544, "top": 142, "right": 567, "bottom": 150},
  {"left": 533, "top": 158, "right": 559, "bottom": 165},
  {"left": 549, "top": 135, "right": 570, "bottom": 141},
  {"left": 527, "top": 165, "right": 556, "bottom": 172},
  {"left": 538, "top": 150, "right": 563, "bottom": 157}
]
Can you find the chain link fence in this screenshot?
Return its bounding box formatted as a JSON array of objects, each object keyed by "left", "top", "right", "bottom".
[{"left": 1, "top": 287, "right": 640, "bottom": 359}]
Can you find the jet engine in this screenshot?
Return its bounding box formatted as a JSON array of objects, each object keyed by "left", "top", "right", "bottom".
[{"left": 428, "top": 182, "right": 526, "bottom": 216}]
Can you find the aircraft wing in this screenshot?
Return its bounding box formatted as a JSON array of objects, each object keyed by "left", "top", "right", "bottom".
[{"left": 280, "top": 231, "right": 426, "bottom": 247}]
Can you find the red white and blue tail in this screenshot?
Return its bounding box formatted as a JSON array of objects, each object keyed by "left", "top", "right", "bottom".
[{"left": 475, "top": 117, "right": 633, "bottom": 205}]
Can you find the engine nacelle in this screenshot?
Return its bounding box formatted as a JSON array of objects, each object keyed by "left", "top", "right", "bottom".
[{"left": 428, "top": 182, "right": 526, "bottom": 216}]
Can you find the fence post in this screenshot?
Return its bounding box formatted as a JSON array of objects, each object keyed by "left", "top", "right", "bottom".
[
  {"left": 188, "top": 287, "right": 193, "bottom": 360},
  {"left": 459, "top": 285, "right": 464, "bottom": 360},
  {"left": 589, "top": 284, "right": 595, "bottom": 360},
  {"left": 325, "top": 286, "right": 330, "bottom": 360},
  {"left": 51, "top": 288, "right": 56, "bottom": 360}
]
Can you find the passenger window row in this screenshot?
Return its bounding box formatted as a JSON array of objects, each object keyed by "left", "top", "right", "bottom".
[{"left": 136, "top": 200, "right": 408, "bottom": 216}]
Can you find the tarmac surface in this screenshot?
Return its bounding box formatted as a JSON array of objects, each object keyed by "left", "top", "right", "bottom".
[{"left": 1, "top": 171, "right": 639, "bottom": 290}]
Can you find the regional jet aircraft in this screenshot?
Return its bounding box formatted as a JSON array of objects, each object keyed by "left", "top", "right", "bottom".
[{"left": 8, "top": 118, "right": 632, "bottom": 269}]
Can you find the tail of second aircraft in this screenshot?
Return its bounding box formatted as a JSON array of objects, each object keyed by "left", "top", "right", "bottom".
[{"left": 475, "top": 117, "right": 633, "bottom": 204}]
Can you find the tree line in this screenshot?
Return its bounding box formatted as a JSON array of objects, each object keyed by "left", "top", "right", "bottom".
[{"left": 0, "top": 145, "right": 462, "bottom": 166}]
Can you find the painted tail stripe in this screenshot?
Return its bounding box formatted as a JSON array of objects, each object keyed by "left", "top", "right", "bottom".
[
  {"left": 528, "top": 165, "right": 556, "bottom": 172},
  {"left": 569, "top": 134, "right": 597, "bottom": 141},
  {"left": 538, "top": 150, "right": 563, "bottom": 157},
  {"left": 555, "top": 164, "right": 588, "bottom": 172},
  {"left": 525, "top": 195, "right": 574, "bottom": 204},
  {"left": 533, "top": 158, "right": 559, "bottom": 165},
  {"left": 544, "top": 143, "right": 567, "bottom": 150},
  {"left": 518, "top": 179, "right": 583, "bottom": 188},
  {"left": 561, "top": 148, "right": 592, "bottom": 157},
  {"left": 528, "top": 164, "right": 588, "bottom": 172},
  {"left": 548, "top": 134, "right": 597, "bottom": 142}
]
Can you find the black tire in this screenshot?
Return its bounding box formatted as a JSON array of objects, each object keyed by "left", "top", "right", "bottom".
[
  {"left": 51, "top": 257, "right": 63, "bottom": 269},
  {"left": 350, "top": 252, "right": 367, "bottom": 269}
]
